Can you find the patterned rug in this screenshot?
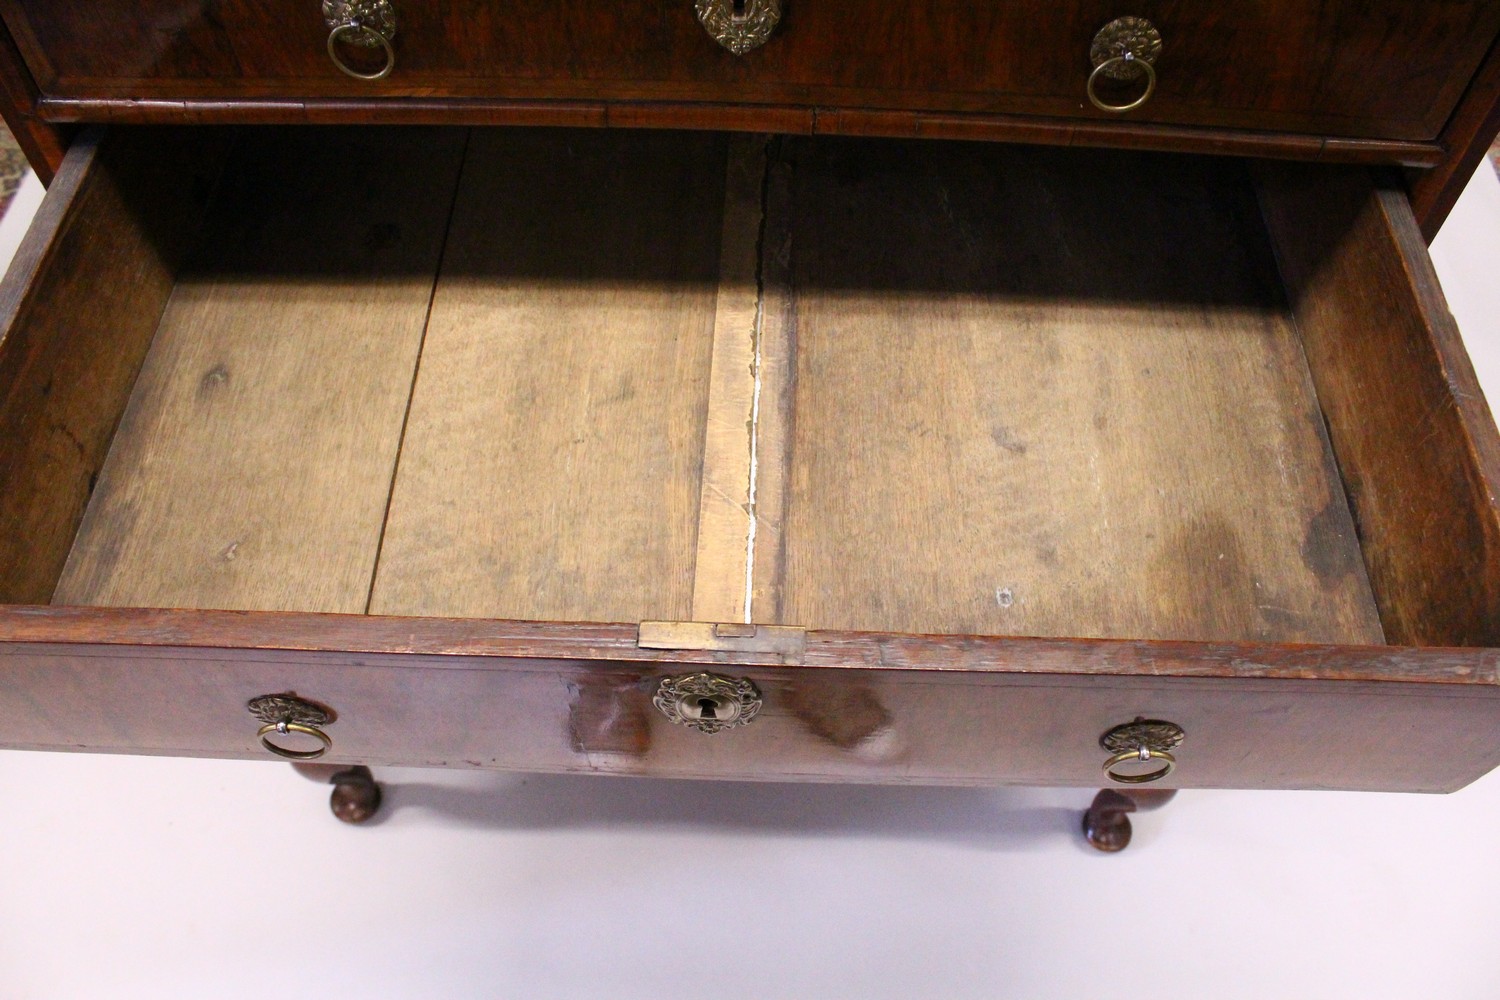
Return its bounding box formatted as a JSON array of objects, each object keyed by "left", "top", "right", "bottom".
[{"left": 0, "top": 123, "right": 26, "bottom": 217}]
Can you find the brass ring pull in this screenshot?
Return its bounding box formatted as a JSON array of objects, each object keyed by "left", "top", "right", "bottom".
[
  {"left": 257, "top": 719, "right": 334, "bottom": 760},
  {"left": 323, "top": 0, "right": 397, "bottom": 81},
  {"left": 1099, "top": 719, "right": 1184, "bottom": 785},
  {"left": 1103, "top": 745, "right": 1176, "bottom": 783},
  {"left": 1087, "top": 16, "right": 1162, "bottom": 114},
  {"left": 248, "top": 694, "right": 335, "bottom": 761},
  {"left": 328, "top": 23, "right": 396, "bottom": 80},
  {"left": 1087, "top": 53, "right": 1157, "bottom": 113}
]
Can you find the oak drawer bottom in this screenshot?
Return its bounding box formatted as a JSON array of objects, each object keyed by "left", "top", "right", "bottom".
[{"left": 55, "top": 128, "right": 1380, "bottom": 646}]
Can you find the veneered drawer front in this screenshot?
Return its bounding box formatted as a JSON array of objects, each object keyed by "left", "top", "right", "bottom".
[
  {"left": 4, "top": 0, "right": 1497, "bottom": 141},
  {"left": 2, "top": 612, "right": 1500, "bottom": 792}
]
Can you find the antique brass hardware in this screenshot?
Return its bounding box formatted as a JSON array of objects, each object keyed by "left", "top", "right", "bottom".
[
  {"left": 248, "top": 694, "right": 335, "bottom": 760},
  {"left": 638, "top": 621, "right": 806, "bottom": 656},
  {"left": 695, "top": 0, "right": 782, "bottom": 55},
  {"left": 1088, "top": 17, "right": 1162, "bottom": 113},
  {"left": 323, "top": 0, "right": 398, "bottom": 81},
  {"left": 1099, "top": 718, "right": 1184, "bottom": 783},
  {"left": 654, "top": 673, "right": 763, "bottom": 734}
]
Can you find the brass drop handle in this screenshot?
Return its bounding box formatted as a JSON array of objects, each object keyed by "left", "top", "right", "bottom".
[
  {"left": 654, "top": 672, "right": 763, "bottom": 733},
  {"left": 323, "top": 0, "right": 397, "bottom": 81},
  {"left": 1088, "top": 16, "right": 1162, "bottom": 113},
  {"left": 695, "top": 0, "right": 782, "bottom": 55},
  {"left": 1100, "top": 719, "right": 1184, "bottom": 784},
  {"left": 248, "top": 694, "right": 335, "bottom": 760}
]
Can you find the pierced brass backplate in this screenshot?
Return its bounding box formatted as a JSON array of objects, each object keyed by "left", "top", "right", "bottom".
[
  {"left": 695, "top": 0, "right": 783, "bottom": 55},
  {"left": 248, "top": 694, "right": 330, "bottom": 728},
  {"left": 1089, "top": 16, "right": 1162, "bottom": 80},
  {"left": 654, "top": 673, "right": 763, "bottom": 734},
  {"left": 1100, "top": 719, "right": 1184, "bottom": 755},
  {"left": 322, "top": 0, "right": 396, "bottom": 45}
]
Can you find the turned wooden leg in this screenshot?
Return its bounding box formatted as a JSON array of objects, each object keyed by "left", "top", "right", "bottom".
[
  {"left": 291, "top": 763, "right": 384, "bottom": 824},
  {"left": 1082, "top": 787, "right": 1177, "bottom": 852}
]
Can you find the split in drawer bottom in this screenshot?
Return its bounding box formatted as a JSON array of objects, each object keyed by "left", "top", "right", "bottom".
[{"left": 0, "top": 125, "right": 1497, "bottom": 792}]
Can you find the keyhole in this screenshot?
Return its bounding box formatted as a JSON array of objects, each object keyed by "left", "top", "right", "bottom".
[
  {"left": 697, "top": 697, "right": 719, "bottom": 720},
  {"left": 732, "top": 0, "right": 747, "bottom": 15}
]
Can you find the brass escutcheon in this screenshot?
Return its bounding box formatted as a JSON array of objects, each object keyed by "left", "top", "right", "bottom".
[
  {"left": 695, "top": 0, "right": 783, "bottom": 55},
  {"left": 323, "top": 0, "right": 398, "bottom": 80},
  {"left": 1100, "top": 718, "right": 1184, "bottom": 783},
  {"left": 1088, "top": 16, "right": 1162, "bottom": 113},
  {"left": 654, "top": 672, "right": 763, "bottom": 733},
  {"left": 248, "top": 694, "right": 335, "bottom": 760}
]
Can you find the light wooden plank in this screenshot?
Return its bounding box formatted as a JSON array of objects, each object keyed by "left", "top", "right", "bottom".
[
  {"left": 690, "top": 134, "right": 768, "bottom": 624},
  {"left": 748, "top": 142, "right": 797, "bottom": 626},
  {"left": 768, "top": 140, "right": 1384, "bottom": 644},
  {"left": 55, "top": 127, "right": 468, "bottom": 613},
  {"left": 370, "top": 129, "right": 725, "bottom": 622}
]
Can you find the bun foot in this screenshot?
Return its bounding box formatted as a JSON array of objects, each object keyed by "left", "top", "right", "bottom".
[
  {"left": 1082, "top": 787, "right": 1177, "bottom": 852},
  {"left": 328, "top": 765, "right": 383, "bottom": 824}
]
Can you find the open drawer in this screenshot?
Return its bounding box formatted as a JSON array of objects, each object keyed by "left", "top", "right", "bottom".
[{"left": 0, "top": 125, "right": 1498, "bottom": 791}]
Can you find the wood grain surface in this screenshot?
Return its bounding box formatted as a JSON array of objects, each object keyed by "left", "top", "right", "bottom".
[
  {"left": 4, "top": 0, "right": 1495, "bottom": 143},
  {"left": 0, "top": 12, "right": 64, "bottom": 182},
  {"left": 1258, "top": 164, "right": 1500, "bottom": 648},
  {"left": 368, "top": 129, "right": 724, "bottom": 622},
  {"left": 748, "top": 139, "right": 797, "bottom": 625},
  {"left": 691, "top": 134, "right": 770, "bottom": 624},
  {"left": 1410, "top": 34, "right": 1500, "bottom": 241},
  {"left": 41, "top": 128, "right": 1401, "bottom": 650},
  {"left": 0, "top": 128, "right": 221, "bottom": 603},
  {"left": 55, "top": 127, "right": 466, "bottom": 612},
  {"left": 1, "top": 606, "right": 1498, "bottom": 791},
  {"left": 763, "top": 139, "right": 1383, "bottom": 644},
  {"left": 28, "top": 97, "right": 1449, "bottom": 172}
]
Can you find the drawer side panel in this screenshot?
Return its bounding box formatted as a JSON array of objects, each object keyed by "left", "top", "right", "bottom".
[
  {"left": 0, "top": 129, "right": 223, "bottom": 604},
  {"left": 1257, "top": 165, "right": 1500, "bottom": 648},
  {"left": 53, "top": 127, "right": 468, "bottom": 613}
]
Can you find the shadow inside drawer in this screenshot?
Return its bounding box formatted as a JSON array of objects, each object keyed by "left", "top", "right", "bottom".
[{"left": 16, "top": 126, "right": 1399, "bottom": 647}]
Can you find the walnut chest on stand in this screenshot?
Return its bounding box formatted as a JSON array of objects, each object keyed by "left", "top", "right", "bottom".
[{"left": 1, "top": 1, "right": 1500, "bottom": 851}]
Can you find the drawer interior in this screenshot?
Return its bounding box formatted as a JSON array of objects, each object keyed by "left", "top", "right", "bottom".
[{"left": 9, "top": 125, "right": 1495, "bottom": 647}]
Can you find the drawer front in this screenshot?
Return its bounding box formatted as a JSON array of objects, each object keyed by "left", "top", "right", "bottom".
[
  {"left": 2, "top": 612, "right": 1500, "bottom": 792},
  {"left": 5, "top": 0, "right": 1498, "bottom": 140}
]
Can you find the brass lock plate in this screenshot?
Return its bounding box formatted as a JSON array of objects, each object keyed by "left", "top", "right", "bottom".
[
  {"left": 695, "top": 0, "right": 783, "bottom": 55},
  {"left": 654, "top": 672, "right": 763, "bottom": 734}
]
